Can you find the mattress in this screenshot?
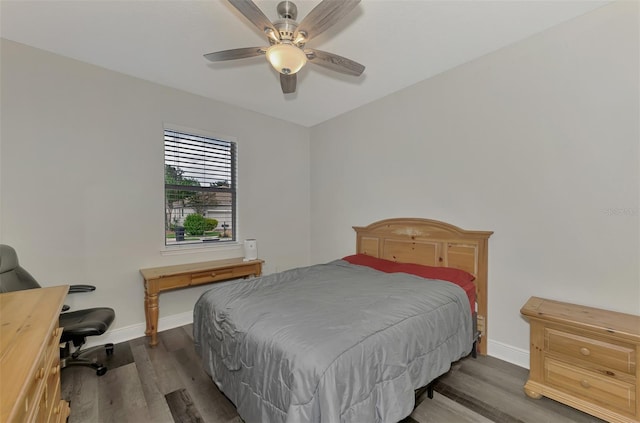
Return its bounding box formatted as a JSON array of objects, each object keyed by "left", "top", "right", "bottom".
[{"left": 193, "top": 260, "right": 473, "bottom": 423}]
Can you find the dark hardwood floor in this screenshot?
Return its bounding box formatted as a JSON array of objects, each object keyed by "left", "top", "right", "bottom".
[{"left": 61, "top": 325, "right": 604, "bottom": 423}]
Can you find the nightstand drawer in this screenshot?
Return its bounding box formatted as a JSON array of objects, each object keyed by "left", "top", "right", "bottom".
[
  {"left": 191, "top": 268, "right": 234, "bottom": 285},
  {"left": 545, "top": 358, "right": 636, "bottom": 415},
  {"left": 190, "top": 265, "right": 257, "bottom": 285},
  {"left": 157, "top": 265, "right": 261, "bottom": 288},
  {"left": 546, "top": 328, "right": 636, "bottom": 374}
]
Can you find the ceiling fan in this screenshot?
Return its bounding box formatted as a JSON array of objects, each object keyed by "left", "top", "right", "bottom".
[{"left": 204, "top": 0, "right": 365, "bottom": 94}]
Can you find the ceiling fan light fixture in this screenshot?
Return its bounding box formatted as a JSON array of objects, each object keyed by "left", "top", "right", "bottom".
[
  {"left": 266, "top": 43, "right": 307, "bottom": 75},
  {"left": 204, "top": 0, "right": 365, "bottom": 93}
]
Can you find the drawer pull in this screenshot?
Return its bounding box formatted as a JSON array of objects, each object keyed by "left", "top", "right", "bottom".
[
  {"left": 51, "top": 364, "right": 60, "bottom": 375},
  {"left": 53, "top": 404, "right": 60, "bottom": 415},
  {"left": 580, "top": 379, "right": 591, "bottom": 389},
  {"left": 579, "top": 347, "right": 591, "bottom": 356},
  {"left": 35, "top": 367, "right": 45, "bottom": 380}
]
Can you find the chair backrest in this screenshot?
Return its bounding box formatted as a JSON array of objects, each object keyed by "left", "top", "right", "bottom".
[{"left": 0, "top": 244, "right": 42, "bottom": 293}]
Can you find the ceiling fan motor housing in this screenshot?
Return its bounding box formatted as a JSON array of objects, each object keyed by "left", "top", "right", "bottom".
[
  {"left": 274, "top": 19, "right": 298, "bottom": 42},
  {"left": 273, "top": 1, "right": 302, "bottom": 44},
  {"left": 277, "top": 1, "right": 298, "bottom": 20}
]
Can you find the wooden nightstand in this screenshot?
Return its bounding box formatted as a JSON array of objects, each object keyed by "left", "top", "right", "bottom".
[{"left": 521, "top": 297, "right": 640, "bottom": 423}]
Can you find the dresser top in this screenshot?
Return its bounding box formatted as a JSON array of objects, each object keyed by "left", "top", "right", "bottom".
[
  {"left": 0, "top": 285, "right": 68, "bottom": 422},
  {"left": 521, "top": 296, "right": 640, "bottom": 343}
]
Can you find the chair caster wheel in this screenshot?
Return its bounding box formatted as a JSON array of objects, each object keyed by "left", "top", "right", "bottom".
[
  {"left": 96, "top": 367, "right": 107, "bottom": 376},
  {"left": 105, "top": 343, "right": 114, "bottom": 356}
]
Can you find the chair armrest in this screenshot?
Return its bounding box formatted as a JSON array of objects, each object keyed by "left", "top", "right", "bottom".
[{"left": 68, "top": 284, "right": 96, "bottom": 293}]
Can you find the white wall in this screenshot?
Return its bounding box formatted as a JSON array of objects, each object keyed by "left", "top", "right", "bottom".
[
  {"left": 1, "top": 1, "right": 638, "bottom": 368},
  {"left": 309, "top": 1, "right": 639, "bottom": 367},
  {"left": 0, "top": 39, "right": 311, "bottom": 339}
]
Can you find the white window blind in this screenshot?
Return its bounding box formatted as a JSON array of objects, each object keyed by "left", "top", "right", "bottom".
[{"left": 164, "top": 129, "right": 236, "bottom": 245}]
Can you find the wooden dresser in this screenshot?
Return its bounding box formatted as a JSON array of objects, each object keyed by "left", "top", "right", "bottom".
[
  {"left": 0, "top": 286, "right": 71, "bottom": 423},
  {"left": 521, "top": 296, "right": 640, "bottom": 423}
]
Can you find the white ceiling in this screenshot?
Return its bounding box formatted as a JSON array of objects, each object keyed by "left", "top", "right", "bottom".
[{"left": 1, "top": 0, "right": 608, "bottom": 127}]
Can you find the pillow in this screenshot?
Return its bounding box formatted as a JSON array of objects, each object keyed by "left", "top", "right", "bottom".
[
  {"left": 392, "top": 262, "right": 475, "bottom": 286},
  {"left": 342, "top": 254, "right": 475, "bottom": 286},
  {"left": 341, "top": 254, "right": 398, "bottom": 272}
]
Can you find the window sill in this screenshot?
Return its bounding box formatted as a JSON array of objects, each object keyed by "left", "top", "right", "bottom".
[{"left": 161, "top": 241, "right": 242, "bottom": 256}]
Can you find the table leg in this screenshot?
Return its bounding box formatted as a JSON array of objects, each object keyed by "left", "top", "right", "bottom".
[
  {"left": 146, "top": 292, "right": 159, "bottom": 347},
  {"left": 144, "top": 290, "right": 151, "bottom": 336}
]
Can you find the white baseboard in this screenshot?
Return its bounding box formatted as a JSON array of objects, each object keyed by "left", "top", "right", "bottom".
[
  {"left": 84, "top": 311, "right": 194, "bottom": 349},
  {"left": 487, "top": 339, "right": 530, "bottom": 369}
]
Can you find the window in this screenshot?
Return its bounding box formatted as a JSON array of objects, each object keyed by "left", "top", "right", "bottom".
[{"left": 164, "top": 128, "right": 236, "bottom": 246}]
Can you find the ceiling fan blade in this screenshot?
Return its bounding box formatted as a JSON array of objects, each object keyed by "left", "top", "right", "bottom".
[
  {"left": 295, "top": 0, "right": 360, "bottom": 42},
  {"left": 280, "top": 73, "right": 297, "bottom": 94},
  {"left": 305, "top": 49, "right": 365, "bottom": 76},
  {"left": 204, "top": 47, "right": 266, "bottom": 62},
  {"left": 227, "top": 0, "right": 279, "bottom": 40}
]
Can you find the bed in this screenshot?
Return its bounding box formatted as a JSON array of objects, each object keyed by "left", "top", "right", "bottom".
[{"left": 193, "top": 218, "right": 492, "bottom": 423}]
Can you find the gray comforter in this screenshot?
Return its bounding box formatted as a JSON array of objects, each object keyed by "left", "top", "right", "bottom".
[{"left": 193, "top": 260, "right": 473, "bottom": 423}]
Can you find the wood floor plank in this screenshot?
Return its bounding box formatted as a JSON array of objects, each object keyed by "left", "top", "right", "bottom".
[
  {"left": 434, "top": 381, "right": 527, "bottom": 423},
  {"left": 436, "top": 356, "right": 603, "bottom": 423},
  {"left": 131, "top": 335, "right": 185, "bottom": 395},
  {"left": 159, "top": 326, "right": 195, "bottom": 352},
  {"left": 411, "top": 392, "right": 494, "bottom": 423},
  {"left": 170, "top": 346, "right": 239, "bottom": 422},
  {"left": 61, "top": 366, "right": 99, "bottom": 423},
  {"left": 97, "top": 362, "right": 152, "bottom": 422},
  {"left": 452, "top": 356, "right": 604, "bottom": 422},
  {"left": 166, "top": 388, "right": 206, "bottom": 423},
  {"left": 183, "top": 323, "right": 195, "bottom": 341},
  {"left": 63, "top": 325, "right": 614, "bottom": 423},
  {"left": 451, "top": 355, "right": 527, "bottom": 390},
  {"left": 130, "top": 339, "right": 175, "bottom": 422}
]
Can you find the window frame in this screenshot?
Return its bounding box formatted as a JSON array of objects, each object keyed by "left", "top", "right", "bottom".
[{"left": 163, "top": 124, "right": 238, "bottom": 250}]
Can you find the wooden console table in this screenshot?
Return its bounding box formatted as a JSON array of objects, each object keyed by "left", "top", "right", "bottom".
[{"left": 140, "top": 258, "right": 263, "bottom": 347}]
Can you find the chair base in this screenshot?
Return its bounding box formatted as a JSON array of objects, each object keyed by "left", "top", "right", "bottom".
[{"left": 60, "top": 342, "right": 114, "bottom": 376}]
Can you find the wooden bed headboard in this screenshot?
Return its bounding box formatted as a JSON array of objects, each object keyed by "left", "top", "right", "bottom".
[{"left": 353, "top": 218, "right": 493, "bottom": 355}]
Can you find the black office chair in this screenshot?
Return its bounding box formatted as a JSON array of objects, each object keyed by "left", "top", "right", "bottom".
[{"left": 0, "top": 244, "right": 115, "bottom": 376}]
